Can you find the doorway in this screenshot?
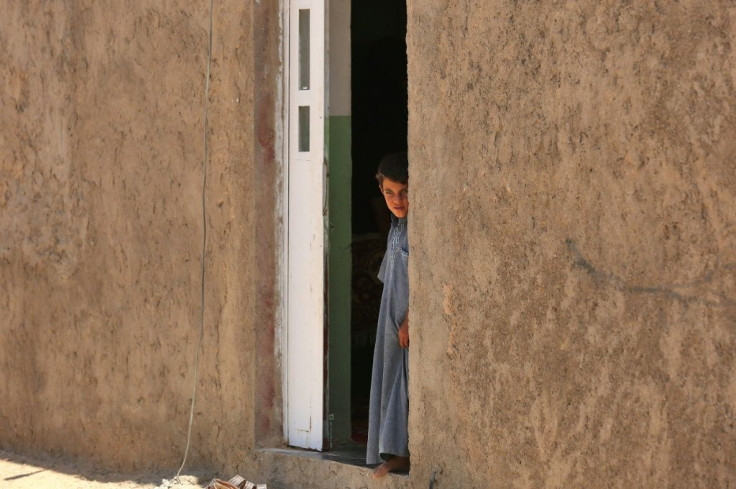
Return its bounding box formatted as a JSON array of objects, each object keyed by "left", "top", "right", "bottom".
[
  {"left": 348, "top": 0, "right": 408, "bottom": 447},
  {"left": 282, "top": 0, "right": 407, "bottom": 455}
]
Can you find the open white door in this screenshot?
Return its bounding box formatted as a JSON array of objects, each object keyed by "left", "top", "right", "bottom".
[{"left": 285, "top": 0, "right": 326, "bottom": 450}]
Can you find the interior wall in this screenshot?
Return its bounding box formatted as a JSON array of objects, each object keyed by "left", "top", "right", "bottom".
[
  {"left": 326, "top": 0, "right": 353, "bottom": 446},
  {"left": 0, "top": 0, "right": 259, "bottom": 472},
  {"left": 407, "top": 1, "right": 735, "bottom": 488}
]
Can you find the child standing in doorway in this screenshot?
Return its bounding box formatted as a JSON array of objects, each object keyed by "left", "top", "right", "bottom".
[{"left": 366, "top": 152, "right": 410, "bottom": 478}]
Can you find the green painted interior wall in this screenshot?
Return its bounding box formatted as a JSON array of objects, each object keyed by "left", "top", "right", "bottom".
[{"left": 326, "top": 115, "right": 352, "bottom": 445}]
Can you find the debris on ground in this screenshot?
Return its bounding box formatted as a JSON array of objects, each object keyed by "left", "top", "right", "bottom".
[{"left": 203, "top": 475, "right": 267, "bottom": 489}]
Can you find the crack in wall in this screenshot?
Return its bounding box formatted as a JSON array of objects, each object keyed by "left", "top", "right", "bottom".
[{"left": 566, "top": 238, "right": 736, "bottom": 309}]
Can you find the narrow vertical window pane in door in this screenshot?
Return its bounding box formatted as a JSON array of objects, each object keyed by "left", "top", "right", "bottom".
[
  {"left": 299, "top": 106, "right": 310, "bottom": 152},
  {"left": 299, "top": 9, "right": 310, "bottom": 90}
]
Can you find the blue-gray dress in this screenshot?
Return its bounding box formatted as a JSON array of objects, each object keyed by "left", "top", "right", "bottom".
[{"left": 366, "top": 216, "right": 409, "bottom": 464}]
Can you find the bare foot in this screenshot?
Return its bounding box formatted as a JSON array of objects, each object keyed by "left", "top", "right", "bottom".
[{"left": 372, "top": 456, "right": 410, "bottom": 479}]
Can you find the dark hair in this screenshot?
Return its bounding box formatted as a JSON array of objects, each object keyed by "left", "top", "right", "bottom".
[{"left": 375, "top": 152, "right": 408, "bottom": 186}]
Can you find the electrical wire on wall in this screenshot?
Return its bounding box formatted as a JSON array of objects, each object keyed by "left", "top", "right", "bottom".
[{"left": 174, "top": 0, "right": 214, "bottom": 482}]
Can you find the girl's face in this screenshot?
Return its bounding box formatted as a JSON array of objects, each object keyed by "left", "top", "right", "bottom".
[{"left": 381, "top": 177, "right": 409, "bottom": 218}]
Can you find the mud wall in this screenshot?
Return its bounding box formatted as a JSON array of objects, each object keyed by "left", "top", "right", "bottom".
[
  {"left": 0, "top": 1, "right": 266, "bottom": 472},
  {"left": 407, "top": 1, "right": 735, "bottom": 488},
  {"left": 3, "top": 0, "right": 735, "bottom": 487}
]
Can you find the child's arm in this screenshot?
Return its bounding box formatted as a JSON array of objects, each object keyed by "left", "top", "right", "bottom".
[{"left": 398, "top": 307, "right": 409, "bottom": 348}]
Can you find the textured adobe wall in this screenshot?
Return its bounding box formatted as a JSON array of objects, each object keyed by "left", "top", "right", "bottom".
[
  {"left": 3, "top": 1, "right": 735, "bottom": 487},
  {"left": 408, "top": 1, "right": 735, "bottom": 488},
  {"left": 0, "top": 1, "right": 260, "bottom": 472}
]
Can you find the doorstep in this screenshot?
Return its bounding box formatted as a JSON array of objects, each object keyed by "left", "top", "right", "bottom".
[{"left": 256, "top": 446, "right": 411, "bottom": 489}]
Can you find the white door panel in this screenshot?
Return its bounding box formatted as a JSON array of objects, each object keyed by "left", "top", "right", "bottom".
[{"left": 285, "top": 0, "right": 325, "bottom": 450}]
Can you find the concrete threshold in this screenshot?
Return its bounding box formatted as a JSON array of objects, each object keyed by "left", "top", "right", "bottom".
[{"left": 256, "top": 446, "right": 410, "bottom": 489}]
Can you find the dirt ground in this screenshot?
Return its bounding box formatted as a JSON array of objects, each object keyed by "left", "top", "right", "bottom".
[{"left": 0, "top": 450, "right": 216, "bottom": 489}]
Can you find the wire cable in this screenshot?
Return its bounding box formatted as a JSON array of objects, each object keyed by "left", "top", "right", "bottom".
[{"left": 175, "top": 0, "right": 214, "bottom": 481}]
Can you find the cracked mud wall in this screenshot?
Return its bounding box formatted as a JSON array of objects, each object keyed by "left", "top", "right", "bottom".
[
  {"left": 408, "top": 1, "right": 735, "bottom": 488},
  {"left": 1, "top": 1, "right": 262, "bottom": 471}
]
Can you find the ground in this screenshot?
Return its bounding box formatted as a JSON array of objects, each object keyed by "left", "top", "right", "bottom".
[{"left": 0, "top": 451, "right": 215, "bottom": 489}]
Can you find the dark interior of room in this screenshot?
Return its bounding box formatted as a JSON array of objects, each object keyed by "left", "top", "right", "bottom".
[{"left": 350, "top": 0, "right": 408, "bottom": 446}]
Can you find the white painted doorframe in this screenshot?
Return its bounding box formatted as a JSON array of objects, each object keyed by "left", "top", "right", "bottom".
[{"left": 281, "top": 0, "right": 327, "bottom": 451}]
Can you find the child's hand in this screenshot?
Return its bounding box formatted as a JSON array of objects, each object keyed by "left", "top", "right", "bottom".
[{"left": 398, "top": 321, "right": 409, "bottom": 348}]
